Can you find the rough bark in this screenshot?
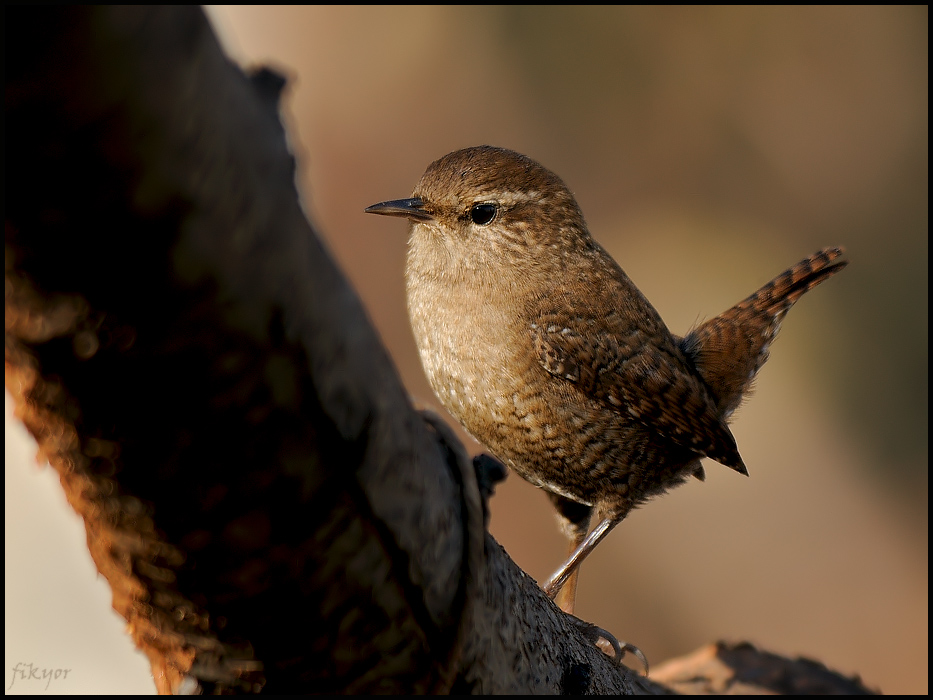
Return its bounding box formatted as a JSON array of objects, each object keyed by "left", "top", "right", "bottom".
[{"left": 4, "top": 6, "right": 874, "bottom": 695}]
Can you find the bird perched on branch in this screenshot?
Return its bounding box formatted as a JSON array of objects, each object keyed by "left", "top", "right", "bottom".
[{"left": 367, "top": 145, "right": 848, "bottom": 618}]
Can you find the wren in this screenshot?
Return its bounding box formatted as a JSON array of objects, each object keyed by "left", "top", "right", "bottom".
[{"left": 366, "top": 145, "right": 848, "bottom": 615}]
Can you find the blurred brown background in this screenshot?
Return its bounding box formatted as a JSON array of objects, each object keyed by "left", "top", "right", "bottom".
[{"left": 5, "top": 6, "right": 927, "bottom": 694}]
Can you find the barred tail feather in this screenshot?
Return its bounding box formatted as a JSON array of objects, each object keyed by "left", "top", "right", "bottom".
[{"left": 680, "top": 247, "right": 848, "bottom": 418}]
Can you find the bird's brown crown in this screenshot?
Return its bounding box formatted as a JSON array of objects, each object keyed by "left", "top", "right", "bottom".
[{"left": 413, "top": 146, "right": 586, "bottom": 241}]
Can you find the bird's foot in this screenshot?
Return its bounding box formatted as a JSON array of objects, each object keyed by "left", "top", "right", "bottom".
[{"left": 571, "top": 617, "right": 649, "bottom": 675}]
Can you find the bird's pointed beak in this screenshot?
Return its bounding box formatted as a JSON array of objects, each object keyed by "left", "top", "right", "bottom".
[{"left": 364, "top": 197, "right": 433, "bottom": 222}]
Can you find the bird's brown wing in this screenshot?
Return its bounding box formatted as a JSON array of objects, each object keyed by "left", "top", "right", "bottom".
[{"left": 531, "top": 312, "right": 746, "bottom": 474}]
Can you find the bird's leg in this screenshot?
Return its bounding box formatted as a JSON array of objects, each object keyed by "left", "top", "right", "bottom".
[
  {"left": 544, "top": 515, "right": 620, "bottom": 602},
  {"left": 547, "top": 493, "right": 592, "bottom": 614},
  {"left": 544, "top": 495, "right": 647, "bottom": 671},
  {"left": 554, "top": 546, "right": 583, "bottom": 614}
]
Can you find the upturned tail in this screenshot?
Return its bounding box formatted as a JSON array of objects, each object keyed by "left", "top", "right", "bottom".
[{"left": 679, "top": 246, "right": 848, "bottom": 418}]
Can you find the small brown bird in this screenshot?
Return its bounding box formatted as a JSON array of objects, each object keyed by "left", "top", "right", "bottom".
[{"left": 366, "top": 146, "right": 848, "bottom": 616}]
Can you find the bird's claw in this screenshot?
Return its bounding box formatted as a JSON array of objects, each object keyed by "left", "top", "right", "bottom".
[{"left": 574, "top": 618, "right": 649, "bottom": 675}]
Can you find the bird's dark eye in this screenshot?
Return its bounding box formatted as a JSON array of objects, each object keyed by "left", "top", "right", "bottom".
[{"left": 470, "top": 203, "right": 498, "bottom": 226}]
